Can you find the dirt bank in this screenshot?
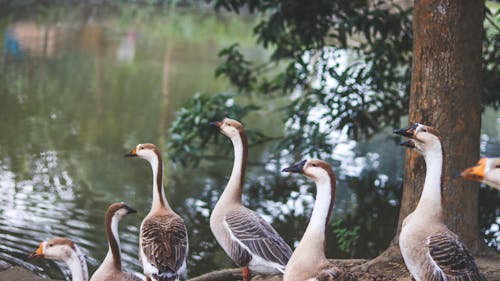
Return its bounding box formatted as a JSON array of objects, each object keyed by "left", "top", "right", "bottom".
[
  {"left": 188, "top": 256, "right": 500, "bottom": 281},
  {"left": 0, "top": 265, "right": 56, "bottom": 281},
  {"left": 1, "top": 256, "right": 498, "bottom": 281}
]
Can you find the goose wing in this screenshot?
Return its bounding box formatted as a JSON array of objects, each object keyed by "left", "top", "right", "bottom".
[
  {"left": 425, "top": 232, "right": 486, "bottom": 281},
  {"left": 141, "top": 213, "right": 188, "bottom": 278},
  {"left": 225, "top": 208, "right": 292, "bottom": 267}
]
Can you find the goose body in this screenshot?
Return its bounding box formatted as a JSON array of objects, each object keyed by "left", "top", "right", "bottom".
[
  {"left": 126, "top": 143, "right": 188, "bottom": 281},
  {"left": 91, "top": 203, "right": 143, "bottom": 281},
  {"left": 30, "top": 237, "right": 89, "bottom": 281},
  {"left": 282, "top": 159, "right": 353, "bottom": 281},
  {"left": 461, "top": 157, "right": 500, "bottom": 190},
  {"left": 209, "top": 118, "right": 292, "bottom": 279},
  {"left": 394, "top": 123, "right": 486, "bottom": 281}
]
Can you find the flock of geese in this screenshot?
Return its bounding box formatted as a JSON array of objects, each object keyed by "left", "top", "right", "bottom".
[{"left": 26, "top": 118, "right": 497, "bottom": 281}]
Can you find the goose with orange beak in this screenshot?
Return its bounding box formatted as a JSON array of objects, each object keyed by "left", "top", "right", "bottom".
[
  {"left": 125, "top": 143, "right": 188, "bottom": 281},
  {"left": 460, "top": 157, "right": 500, "bottom": 190},
  {"left": 30, "top": 238, "right": 89, "bottom": 281},
  {"left": 394, "top": 123, "right": 486, "bottom": 281}
]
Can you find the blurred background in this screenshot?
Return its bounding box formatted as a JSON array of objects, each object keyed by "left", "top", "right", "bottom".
[{"left": 0, "top": 1, "right": 498, "bottom": 280}]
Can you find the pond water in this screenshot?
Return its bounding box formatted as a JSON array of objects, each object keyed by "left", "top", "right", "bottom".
[{"left": 0, "top": 5, "right": 498, "bottom": 280}]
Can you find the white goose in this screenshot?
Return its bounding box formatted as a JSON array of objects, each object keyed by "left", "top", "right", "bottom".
[
  {"left": 209, "top": 118, "right": 292, "bottom": 281},
  {"left": 282, "top": 159, "right": 353, "bottom": 281},
  {"left": 30, "top": 237, "right": 89, "bottom": 281},
  {"left": 460, "top": 157, "right": 500, "bottom": 190},
  {"left": 126, "top": 143, "right": 188, "bottom": 281},
  {"left": 91, "top": 202, "right": 143, "bottom": 281},
  {"left": 394, "top": 123, "right": 486, "bottom": 281}
]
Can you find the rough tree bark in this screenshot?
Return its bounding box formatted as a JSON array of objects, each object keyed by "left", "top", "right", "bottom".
[
  {"left": 355, "top": 0, "right": 489, "bottom": 273},
  {"left": 395, "top": 0, "right": 485, "bottom": 252}
]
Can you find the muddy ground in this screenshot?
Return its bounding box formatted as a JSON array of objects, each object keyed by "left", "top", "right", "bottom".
[{"left": 1, "top": 256, "right": 498, "bottom": 281}]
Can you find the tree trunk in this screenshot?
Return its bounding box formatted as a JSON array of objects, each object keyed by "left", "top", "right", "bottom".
[{"left": 396, "top": 0, "right": 484, "bottom": 251}]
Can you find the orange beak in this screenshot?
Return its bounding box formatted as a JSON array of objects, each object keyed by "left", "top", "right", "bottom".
[
  {"left": 28, "top": 243, "right": 44, "bottom": 258},
  {"left": 461, "top": 158, "right": 487, "bottom": 182},
  {"left": 124, "top": 147, "right": 137, "bottom": 157}
]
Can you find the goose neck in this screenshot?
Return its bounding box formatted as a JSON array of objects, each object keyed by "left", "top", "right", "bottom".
[
  {"left": 104, "top": 215, "right": 122, "bottom": 271},
  {"left": 221, "top": 132, "right": 247, "bottom": 204},
  {"left": 416, "top": 146, "right": 443, "bottom": 218},
  {"left": 298, "top": 175, "right": 335, "bottom": 259},
  {"left": 66, "top": 246, "right": 89, "bottom": 281},
  {"left": 149, "top": 154, "right": 169, "bottom": 210}
]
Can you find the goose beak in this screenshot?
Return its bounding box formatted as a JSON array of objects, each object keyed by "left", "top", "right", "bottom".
[
  {"left": 124, "top": 147, "right": 137, "bottom": 157},
  {"left": 393, "top": 123, "right": 418, "bottom": 138},
  {"left": 28, "top": 243, "right": 44, "bottom": 258},
  {"left": 399, "top": 139, "right": 416, "bottom": 148},
  {"left": 460, "top": 158, "right": 486, "bottom": 182},
  {"left": 282, "top": 160, "right": 307, "bottom": 174},
  {"left": 124, "top": 205, "right": 137, "bottom": 214},
  {"left": 209, "top": 120, "right": 222, "bottom": 128}
]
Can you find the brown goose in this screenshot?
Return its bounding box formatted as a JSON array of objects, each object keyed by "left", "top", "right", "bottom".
[
  {"left": 91, "top": 202, "right": 143, "bottom": 281},
  {"left": 394, "top": 123, "right": 486, "bottom": 281},
  {"left": 282, "top": 159, "right": 353, "bottom": 281},
  {"left": 30, "top": 237, "right": 89, "bottom": 281},
  {"left": 126, "top": 144, "right": 188, "bottom": 281},
  {"left": 209, "top": 118, "right": 292, "bottom": 281},
  {"left": 460, "top": 157, "right": 500, "bottom": 190}
]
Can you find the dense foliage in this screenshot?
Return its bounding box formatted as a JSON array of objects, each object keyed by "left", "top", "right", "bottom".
[
  {"left": 169, "top": 1, "right": 499, "bottom": 164},
  {"left": 167, "top": 0, "right": 500, "bottom": 256}
]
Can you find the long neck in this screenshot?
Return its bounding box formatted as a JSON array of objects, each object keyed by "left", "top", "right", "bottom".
[
  {"left": 66, "top": 246, "right": 89, "bottom": 281},
  {"left": 415, "top": 144, "right": 444, "bottom": 219},
  {"left": 220, "top": 132, "right": 247, "bottom": 204},
  {"left": 298, "top": 175, "right": 335, "bottom": 259},
  {"left": 149, "top": 153, "right": 169, "bottom": 210},
  {"left": 103, "top": 214, "right": 122, "bottom": 271}
]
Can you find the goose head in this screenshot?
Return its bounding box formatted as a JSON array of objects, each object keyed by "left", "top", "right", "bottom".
[
  {"left": 282, "top": 159, "right": 336, "bottom": 184},
  {"left": 210, "top": 117, "right": 245, "bottom": 140},
  {"left": 393, "top": 123, "right": 442, "bottom": 156},
  {"left": 108, "top": 202, "right": 136, "bottom": 221},
  {"left": 29, "top": 237, "right": 78, "bottom": 261},
  {"left": 460, "top": 157, "right": 500, "bottom": 188},
  {"left": 125, "top": 143, "right": 161, "bottom": 162}
]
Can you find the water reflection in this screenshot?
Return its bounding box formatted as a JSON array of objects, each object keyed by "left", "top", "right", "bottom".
[{"left": 0, "top": 5, "right": 498, "bottom": 280}]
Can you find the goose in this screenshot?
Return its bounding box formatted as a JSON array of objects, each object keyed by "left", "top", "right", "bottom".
[
  {"left": 125, "top": 143, "right": 188, "bottom": 281},
  {"left": 282, "top": 159, "right": 354, "bottom": 281},
  {"left": 91, "top": 202, "right": 143, "bottom": 281},
  {"left": 394, "top": 123, "right": 486, "bottom": 281},
  {"left": 209, "top": 118, "right": 292, "bottom": 281},
  {"left": 460, "top": 157, "right": 500, "bottom": 190},
  {"left": 29, "top": 237, "right": 89, "bottom": 281}
]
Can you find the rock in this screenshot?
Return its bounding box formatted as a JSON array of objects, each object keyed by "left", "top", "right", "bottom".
[{"left": 0, "top": 266, "right": 55, "bottom": 281}]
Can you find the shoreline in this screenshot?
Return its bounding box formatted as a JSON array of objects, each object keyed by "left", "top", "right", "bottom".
[{"left": 0, "top": 265, "right": 56, "bottom": 281}]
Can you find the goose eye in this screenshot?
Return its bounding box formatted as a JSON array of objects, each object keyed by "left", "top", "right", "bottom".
[
  {"left": 312, "top": 164, "right": 317, "bottom": 167},
  {"left": 49, "top": 244, "right": 53, "bottom": 247},
  {"left": 227, "top": 123, "right": 232, "bottom": 127},
  {"left": 495, "top": 165, "right": 500, "bottom": 169}
]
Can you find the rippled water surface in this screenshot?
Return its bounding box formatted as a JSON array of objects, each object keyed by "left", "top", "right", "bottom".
[{"left": 0, "top": 5, "right": 499, "bottom": 280}]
